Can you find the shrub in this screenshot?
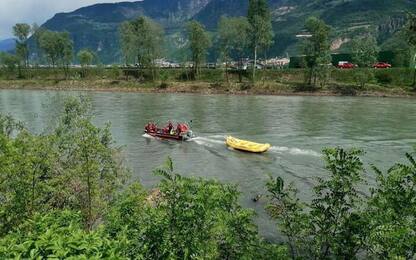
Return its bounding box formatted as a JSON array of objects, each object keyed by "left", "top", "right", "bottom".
[
  {"left": 0, "top": 97, "right": 128, "bottom": 234},
  {"left": 353, "top": 69, "right": 374, "bottom": 89},
  {"left": 105, "top": 158, "right": 279, "bottom": 259},
  {"left": 0, "top": 210, "right": 125, "bottom": 259},
  {"left": 375, "top": 71, "right": 393, "bottom": 85},
  {"left": 266, "top": 148, "right": 366, "bottom": 259},
  {"left": 366, "top": 153, "right": 416, "bottom": 258}
]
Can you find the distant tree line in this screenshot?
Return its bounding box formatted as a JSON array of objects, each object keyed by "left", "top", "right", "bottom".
[
  {"left": 0, "top": 23, "right": 95, "bottom": 79},
  {"left": 1, "top": 1, "right": 416, "bottom": 89}
]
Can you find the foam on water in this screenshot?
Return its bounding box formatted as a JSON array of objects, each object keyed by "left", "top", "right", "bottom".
[
  {"left": 269, "top": 146, "right": 321, "bottom": 157},
  {"left": 192, "top": 136, "right": 320, "bottom": 157},
  {"left": 142, "top": 133, "right": 155, "bottom": 139},
  {"left": 192, "top": 136, "right": 225, "bottom": 147}
]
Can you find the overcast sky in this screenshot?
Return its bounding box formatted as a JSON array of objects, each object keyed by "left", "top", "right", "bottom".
[{"left": 0, "top": 0, "right": 136, "bottom": 39}]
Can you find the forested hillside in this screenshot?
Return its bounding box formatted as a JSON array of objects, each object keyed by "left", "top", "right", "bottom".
[{"left": 38, "top": 0, "right": 416, "bottom": 63}]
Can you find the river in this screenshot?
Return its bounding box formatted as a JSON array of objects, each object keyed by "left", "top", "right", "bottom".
[{"left": 1, "top": 89, "right": 415, "bottom": 240}]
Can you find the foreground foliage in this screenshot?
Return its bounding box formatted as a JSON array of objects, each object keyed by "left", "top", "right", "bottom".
[
  {"left": 106, "top": 158, "right": 286, "bottom": 259},
  {"left": 266, "top": 148, "right": 416, "bottom": 259},
  {"left": 0, "top": 210, "right": 125, "bottom": 259}
]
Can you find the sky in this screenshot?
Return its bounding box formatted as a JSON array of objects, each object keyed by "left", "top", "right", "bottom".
[{"left": 0, "top": 0, "right": 136, "bottom": 39}]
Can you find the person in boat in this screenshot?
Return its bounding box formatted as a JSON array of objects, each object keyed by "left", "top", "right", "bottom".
[
  {"left": 163, "top": 121, "right": 174, "bottom": 135},
  {"left": 176, "top": 124, "right": 182, "bottom": 135},
  {"left": 145, "top": 122, "right": 157, "bottom": 133}
]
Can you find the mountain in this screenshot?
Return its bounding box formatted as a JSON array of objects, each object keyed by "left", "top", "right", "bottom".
[
  {"left": 41, "top": 0, "right": 211, "bottom": 63},
  {"left": 39, "top": 0, "right": 416, "bottom": 63},
  {"left": 0, "top": 38, "right": 15, "bottom": 52}
]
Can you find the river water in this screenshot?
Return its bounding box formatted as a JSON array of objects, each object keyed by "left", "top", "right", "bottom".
[{"left": 1, "top": 89, "right": 415, "bottom": 240}]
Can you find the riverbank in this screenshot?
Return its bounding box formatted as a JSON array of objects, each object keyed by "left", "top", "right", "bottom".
[{"left": 0, "top": 78, "right": 414, "bottom": 98}]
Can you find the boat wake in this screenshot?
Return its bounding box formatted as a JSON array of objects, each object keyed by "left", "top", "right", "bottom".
[
  {"left": 192, "top": 136, "right": 225, "bottom": 147},
  {"left": 269, "top": 146, "right": 321, "bottom": 157},
  {"left": 142, "top": 133, "right": 155, "bottom": 139},
  {"left": 192, "top": 136, "right": 320, "bottom": 157}
]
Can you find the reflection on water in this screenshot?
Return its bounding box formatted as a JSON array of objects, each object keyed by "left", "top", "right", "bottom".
[{"left": 1, "top": 89, "right": 416, "bottom": 241}]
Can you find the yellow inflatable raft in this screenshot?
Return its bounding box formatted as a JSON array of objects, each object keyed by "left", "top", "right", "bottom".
[{"left": 226, "top": 136, "right": 271, "bottom": 153}]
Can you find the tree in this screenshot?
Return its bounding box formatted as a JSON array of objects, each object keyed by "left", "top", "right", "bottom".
[
  {"left": 12, "top": 23, "right": 31, "bottom": 67},
  {"left": 302, "top": 17, "right": 331, "bottom": 87},
  {"left": 53, "top": 97, "right": 128, "bottom": 229},
  {"left": 119, "top": 21, "right": 136, "bottom": 65},
  {"left": 405, "top": 12, "right": 416, "bottom": 89},
  {"left": 217, "top": 16, "right": 250, "bottom": 82},
  {"left": 119, "top": 17, "right": 164, "bottom": 80},
  {"left": 266, "top": 176, "right": 308, "bottom": 259},
  {"left": 105, "top": 158, "right": 283, "bottom": 259},
  {"left": 366, "top": 153, "right": 416, "bottom": 258},
  {"left": 31, "top": 23, "right": 44, "bottom": 65},
  {"left": 0, "top": 52, "right": 20, "bottom": 79},
  {"left": 186, "top": 21, "right": 212, "bottom": 78},
  {"left": 351, "top": 35, "right": 379, "bottom": 68},
  {"left": 38, "top": 30, "right": 73, "bottom": 78},
  {"left": 133, "top": 17, "right": 164, "bottom": 80},
  {"left": 247, "top": 0, "right": 274, "bottom": 81},
  {"left": 266, "top": 148, "right": 367, "bottom": 259},
  {"left": 77, "top": 49, "right": 95, "bottom": 78},
  {"left": 0, "top": 97, "right": 128, "bottom": 234}
]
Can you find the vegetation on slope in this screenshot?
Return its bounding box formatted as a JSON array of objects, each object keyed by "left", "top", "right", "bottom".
[{"left": 21, "top": 0, "right": 416, "bottom": 62}]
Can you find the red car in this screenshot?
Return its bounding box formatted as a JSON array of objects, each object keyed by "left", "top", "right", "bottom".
[
  {"left": 373, "top": 62, "right": 392, "bottom": 69},
  {"left": 337, "top": 62, "right": 356, "bottom": 69}
]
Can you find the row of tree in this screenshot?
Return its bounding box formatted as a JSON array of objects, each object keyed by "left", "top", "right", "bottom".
[
  {"left": 111, "top": 6, "right": 416, "bottom": 88},
  {"left": 299, "top": 13, "right": 416, "bottom": 89},
  {"left": 0, "top": 97, "right": 415, "bottom": 258},
  {"left": 0, "top": 23, "right": 95, "bottom": 78},
  {"left": 2, "top": 2, "right": 416, "bottom": 87},
  {"left": 119, "top": 0, "right": 273, "bottom": 81}
]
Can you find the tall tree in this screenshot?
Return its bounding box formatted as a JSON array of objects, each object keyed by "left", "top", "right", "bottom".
[
  {"left": 302, "top": 17, "right": 331, "bottom": 86},
  {"left": 31, "top": 23, "right": 45, "bottom": 65},
  {"left": 119, "top": 17, "right": 164, "bottom": 80},
  {"left": 217, "top": 16, "right": 250, "bottom": 82},
  {"left": 0, "top": 52, "right": 19, "bottom": 79},
  {"left": 405, "top": 12, "right": 416, "bottom": 89},
  {"left": 351, "top": 35, "right": 379, "bottom": 68},
  {"left": 38, "top": 30, "right": 73, "bottom": 78},
  {"left": 186, "top": 21, "right": 212, "bottom": 78},
  {"left": 133, "top": 17, "right": 164, "bottom": 80},
  {"left": 12, "top": 23, "right": 31, "bottom": 67},
  {"left": 247, "top": 0, "right": 273, "bottom": 81},
  {"left": 77, "top": 49, "right": 95, "bottom": 78},
  {"left": 119, "top": 21, "right": 136, "bottom": 65}
]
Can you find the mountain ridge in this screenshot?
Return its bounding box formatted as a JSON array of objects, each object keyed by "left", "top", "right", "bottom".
[
  {"left": 37, "top": 0, "right": 416, "bottom": 63},
  {"left": 0, "top": 38, "right": 15, "bottom": 52}
]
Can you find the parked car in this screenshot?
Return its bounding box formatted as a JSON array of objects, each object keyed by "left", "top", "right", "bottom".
[
  {"left": 373, "top": 62, "right": 392, "bottom": 69},
  {"left": 337, "top": 61, "right": 356, "bottom": 69}
]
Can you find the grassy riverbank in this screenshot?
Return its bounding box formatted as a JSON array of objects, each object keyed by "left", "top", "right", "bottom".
[{"left": 0, "top": 68, "right": 415, "bottom": 97}]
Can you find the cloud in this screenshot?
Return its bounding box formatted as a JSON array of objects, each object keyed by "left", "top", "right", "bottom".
[{"left": 0, "top": 0, "right": 136, "bottom": 39}]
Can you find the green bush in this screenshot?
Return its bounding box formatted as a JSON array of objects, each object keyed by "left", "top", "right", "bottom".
[
  {"left": 375, "top": 70, "right": 394, "bottom": 85},
  {"left": 266, "top": 148, "right": 416, "bottom": 259},
  {"left": 0, "top": 210, "right": 126, "bottom": 259},
  {"left": 354, "top": 69, "right": 374, "bottom": 89},
  {"left": 105, "top": 158, "right": 284, "bottom": 259}
]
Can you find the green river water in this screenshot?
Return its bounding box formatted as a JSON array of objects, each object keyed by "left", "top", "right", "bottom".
[{"left": 1, "top": 89, "right": 415, "bottom": 240}]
